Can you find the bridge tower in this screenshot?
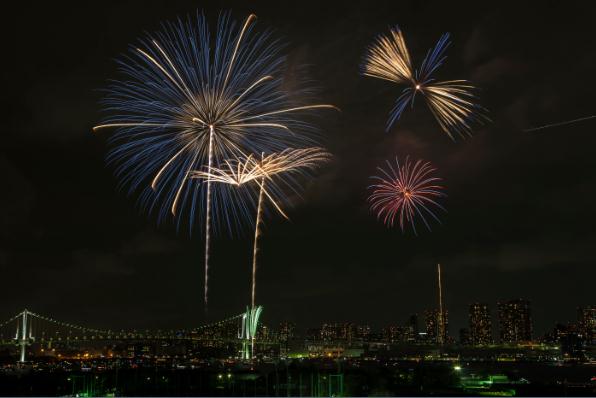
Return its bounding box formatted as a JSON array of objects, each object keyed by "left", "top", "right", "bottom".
[
  {"left": 239, "top": 306, "right": 262, "bottom": 360},
  {"left": 15, "top": 309, "right": 34, "bottom": 363}
]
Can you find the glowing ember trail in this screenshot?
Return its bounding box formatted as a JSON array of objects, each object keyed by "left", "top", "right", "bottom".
[{"left": 192, "top": 147, "right": 330, "bottom": 308}]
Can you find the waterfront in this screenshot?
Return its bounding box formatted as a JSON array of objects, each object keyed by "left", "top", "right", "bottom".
[{"left": 1, "top": 357, "right": 595, "bottom": 396}]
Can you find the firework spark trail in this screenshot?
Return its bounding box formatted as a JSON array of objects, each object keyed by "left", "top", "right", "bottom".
[
  {"left": 251, "top": 177, "right": 265, "bottom": 309},
  {"left": 204, "top": 125, "right": 215, "bottom": 309},
  {"left": 368, "top": 157, "right": 446, "bottom": 234},
  {"left": 524, "top": 115, "right": 596, "bottom": 132},
  {"left": 93, "top": 12, "right": 337, "bottom": 309},
  {"left": 361, "top": 27, "right": 488, "bottom": 139},
  {"left": 201, "top": 11, "right": 253, "bottom": 310},
  {"left": 192, "top": 147, "right": 330, "bottom": 307}
]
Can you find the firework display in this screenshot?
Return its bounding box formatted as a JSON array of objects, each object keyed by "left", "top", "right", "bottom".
[
  {"left": 193, "top": 147, "right": 331, "bottom": 308},
  {"left": 93, "top": 13, "right": 336, "bottom": 307},
  {"left": 368, "top": 157, "right": 446, "bottom": 234},
  {"left": 92, "top": 9, "right": 493, "bottom": 319},
  {"left": 362, "top": 26, "right": 487, "bottom": 139}
]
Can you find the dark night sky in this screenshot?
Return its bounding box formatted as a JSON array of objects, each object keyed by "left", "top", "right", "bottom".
[{"left": 1, "top": 1, "right": 595, "bottom": 336}]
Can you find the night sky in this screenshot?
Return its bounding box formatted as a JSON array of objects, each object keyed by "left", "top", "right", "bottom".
[{"left": 2, "top": 1, "right": 595, "bottom": 336}]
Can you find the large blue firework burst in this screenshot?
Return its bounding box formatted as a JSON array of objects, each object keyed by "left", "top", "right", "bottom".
[
  {"left": 94, "top": 11, "right": 336, "bottom": 306},
  {"left": 96, "top": 12, "right": 333, "bottom": 235}
]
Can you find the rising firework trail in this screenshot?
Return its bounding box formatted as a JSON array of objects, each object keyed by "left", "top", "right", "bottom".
[
  {"left": 192, "top": 147, "right": 330, "bottom": 308},
  {"left": 524, "top": 115, "right": 596, "bottom": 132},
  {"left": 361, "top": 26, "right": 488, "bottom": 139},
  {"left": 437, "top": 263, "right": 445, "bottom": 345},
  {"left": 368, "top": 157, "right": 446, "bottom": 234},
  {"left": 93, "top": 12, "right": 337, "bottom": 309}
]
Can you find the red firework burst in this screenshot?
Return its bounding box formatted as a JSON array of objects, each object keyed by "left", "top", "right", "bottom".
[{"left": 368, "top": 157, "right": 446, "bottom": 234}]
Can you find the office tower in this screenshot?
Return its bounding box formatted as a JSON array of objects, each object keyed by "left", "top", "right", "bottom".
[
  {"left": 383, "top": 325, "right": 408, "bottom": 343},
  {"left": 577, "top": 306, "right": 596, "bottom": 345},
  {"left": 425, "top": 309, "right": 438, "bottom": 343},
  {"left": 425, "top": 308, "right": 449, "bottom": 344},
  {"left": 469, "top": 303, "right": 493, "bottom": 345},
  {"left": 356, "top": 324, "right": 371, "bottom": 341},
  {"left": 279, "top": 321, "right": 295, "bottom": 342},
  {"left": 497, "top": 299, "right": 533, "bottom": 343},
  {"left": 320, "top": 322, "right": 355, "bottom": 342}
]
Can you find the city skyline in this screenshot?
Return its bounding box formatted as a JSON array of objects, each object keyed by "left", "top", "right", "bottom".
[
  {"left": 1, "top": 303, "right": 594, "bottom": 396},
  {"left": 1, "top": 295, "right": 591, "bottom": 343},
  {"left": 2, "top": 2, "right": 595, "bottom": 396},
  {"left": 1, "top": 1, "right": 595, "bottom": 340},
  {"left": 2, "top": 302, "right": 594, "bottom": 348}
]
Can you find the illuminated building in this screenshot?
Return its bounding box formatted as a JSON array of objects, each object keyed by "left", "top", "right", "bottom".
[
  {"left": 469, "top": 302, "right": 492, "bottom": 345},
  {"left": 279, "top": 321, "right": 295, "bottom": 357},
  {"left": 320, "top": 323, "right": 355, "bottom": 342},
  {"left": 279, "top": 321, "right": 295, "bottom": 342},
  {"left": 408, "top": 314, "right": 419, "bottom": 342},
  {"left": 257, "top": 324, "right": 270, "bottom": 340},
  {"left": 425, "top": 309, "right": 438, "bottom": 342},
  {"left": 544, "top": 322, "right": 586, "bottom": 360},
  {"left": 356, "top": 324, "right": 371, "bottom": 341},
  {"left": 424, "top": 309, "right": 449, "bottom": 344},
  {"left": 497, "top": 299, "right": 533, "bottom": 343},
  {"left": 577, "top": 305, "right": 595, "bottom": 345},
  {"left": 381, "top": 315, "right": 418, "bottom": 344},
  {"left": 382, "top": 325, "right": 408, "bottom": 343}
]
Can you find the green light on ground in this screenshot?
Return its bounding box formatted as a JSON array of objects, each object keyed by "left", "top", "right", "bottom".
[{"left": 478, "top": 389, "right": 516, "bottom": 397}]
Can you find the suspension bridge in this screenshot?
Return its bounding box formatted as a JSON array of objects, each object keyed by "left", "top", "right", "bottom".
[{"left": 0, "top": 307, "right": 263, "bottom": 363}]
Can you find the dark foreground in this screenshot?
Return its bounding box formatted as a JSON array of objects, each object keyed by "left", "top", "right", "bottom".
[{"left": 1, "top": 358, "right": 595, "bottom": 397}]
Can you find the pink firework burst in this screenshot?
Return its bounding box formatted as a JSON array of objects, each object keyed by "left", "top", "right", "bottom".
[{"left": 368, "top": 157, "right": 446, "bottom": 234}]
